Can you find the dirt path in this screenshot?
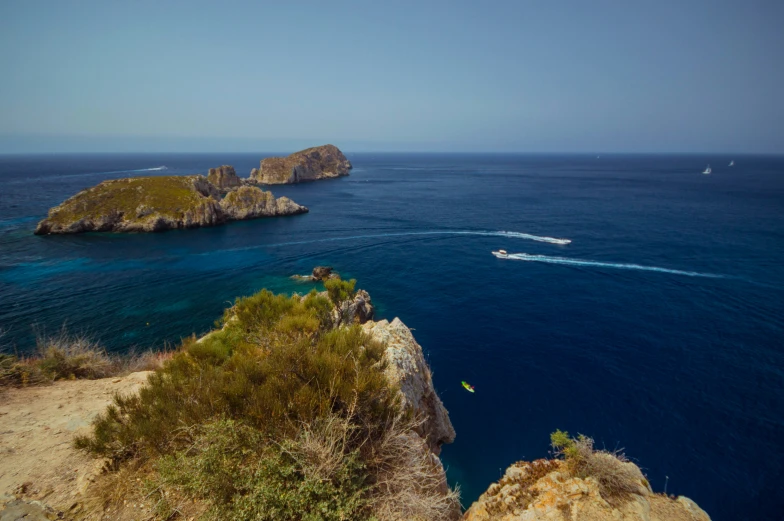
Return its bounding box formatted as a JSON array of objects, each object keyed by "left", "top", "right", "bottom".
[{"left": 0, "top": 372, "right": 150, "bottom": 515}]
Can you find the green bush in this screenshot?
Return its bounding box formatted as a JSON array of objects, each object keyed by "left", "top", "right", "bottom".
[
  {"left": 76, "top": 288, "right": 399, "bottom": 461},
  {"left": 324, "top": 277, "right": 357, "bottom": 307},
  {"left": 156, "top": 419, "right": 372, "bottom": 521},
  {"left": 76, "top": 286, "right": 462, "bottom": 520}
]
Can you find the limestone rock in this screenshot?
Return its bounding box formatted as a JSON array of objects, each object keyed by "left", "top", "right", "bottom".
[
  {"left": 334, "top": 289, "right": 375, "bottom": 326},
  {"left": 34, "top": 175, "right": 307, "bottom": 235},
  {"left": 207, "top": 165, "right": 242, "bottom": 191},
  {"left": 463, "top": 459, "right": 711, "bottom": 521},
  {"left": 362, "top": 318, "right": 455, "bottom": 455},
  {"left": 219, "top": 186, "right": 307, "bottom": 220},
  {"left": 249, "top": 144, "right": 352, "bottom": 184},
  {"left": 311, "top": 266, "right": 337, "bottom": 281}
]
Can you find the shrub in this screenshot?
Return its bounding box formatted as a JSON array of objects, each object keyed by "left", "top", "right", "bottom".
[
  {"left": 77, "top": 286, "right": 460, "bottom": 521},
  {"left": 76, "top": 290, "right": 399, "bottom": 461},
  {"left": 34, "top": 329, "right": 115, "bottom": 380},
  {"left": 156, "top": 419, "right": 371, "bottom": 521},
  {"left": 324, "top": 277, "right": 357, "bottom": 307},
  {"left": 550, "top": 430, "right": 647, "bottom": 502}
]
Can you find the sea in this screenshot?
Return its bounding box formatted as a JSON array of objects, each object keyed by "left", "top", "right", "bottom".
[{"left": 0, "top": 153, "right": 782, "bottom": 519}]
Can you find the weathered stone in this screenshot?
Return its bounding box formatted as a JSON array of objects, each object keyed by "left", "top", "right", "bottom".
[
  {"left": 463, "top": 459, "right": 711, "bottom": 521},
  {"left": 363, "top": 318, "right": 455, "bottom": 455},
  {"left": 207, "top": 165, "right": 242, "bottom": 191},
  {"left": 249, "top": 144, "right": 352, "bottom": 184},
  {"left": 311, "top": 266, "right": 336, "bottom": 281}
]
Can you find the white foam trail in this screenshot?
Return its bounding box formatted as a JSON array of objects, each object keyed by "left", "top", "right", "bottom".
[
  {"left": 496, "top": 252, "right": 722, "bottom": 278},
  {"left": 54, "top": 166, "right": 168, "bottom": 179},
  {"left": 263, "top": 230, "right": 570, "bottom": 248},
  {"left": 202, "top": 230, "right": 571, "bottom": 255}
]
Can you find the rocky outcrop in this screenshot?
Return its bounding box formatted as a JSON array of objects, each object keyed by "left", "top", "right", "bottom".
[
  {"left": 363, "top": 318, "right": 455, "bottom": 456},
  {"left": 34, "top": 175, "right": 307, "bottom": 235},
  {"left": 463, "top": 459, "right": 711, "bottom": 521},
  {"left": 334, "top": 289, "right": 375, "bottom": 326},
  {"left": 207, "top": 165, "right": 241, "bottom": 191},
  {"left": 219, "top": 186, "right": 306, "bottom": 220},
  {"left": 249, "top": 144, "right": 352, "bottom": 184},
  {"left": 311, "top": 266, "right": 338, "bottom": 281}
]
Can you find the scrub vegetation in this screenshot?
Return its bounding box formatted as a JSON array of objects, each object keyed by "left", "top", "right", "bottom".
[
  {"left": 550, "top": 429, "right": 649, "bottom": 503},
  {"left": 0, "top": 328, "right": 168, "bottom": 389},
  {"left": 75, "top": 286, "right": 459, "bottom": 521}
]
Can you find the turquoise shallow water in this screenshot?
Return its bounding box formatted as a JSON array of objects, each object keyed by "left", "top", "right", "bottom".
[{"left": 1, "top": 153, "right": 783, "bottom": 519}]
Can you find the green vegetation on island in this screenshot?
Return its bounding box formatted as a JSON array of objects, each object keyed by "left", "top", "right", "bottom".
[{"left": 34, "top": 173, "right": 307, "bottom": 235}]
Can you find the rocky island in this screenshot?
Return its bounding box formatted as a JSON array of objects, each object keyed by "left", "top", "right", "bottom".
[
  {"left": 34, "top": 171, "right": 307, "bottom": 235},
  {"left": 250, "top": 144, "right": 352, "bottom": 184}
]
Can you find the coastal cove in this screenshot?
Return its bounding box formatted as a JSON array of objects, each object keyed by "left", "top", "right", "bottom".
[{"left": 1, "top": 153, "right": 783, "bottom": 520}]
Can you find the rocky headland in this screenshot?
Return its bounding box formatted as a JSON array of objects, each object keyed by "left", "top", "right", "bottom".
[
  {"left": 0, "top": 278, "right": 711, "bottom": 521},
  {"left": 250, "top": 144, "right": 352, "bottom": 184},
  {"left": 34, "top": 173, "right": 307, "bottom": 235}
]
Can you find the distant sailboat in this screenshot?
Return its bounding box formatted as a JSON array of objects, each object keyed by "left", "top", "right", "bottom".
[
  {"left": 702, "top": 165, "right": 712, "bottom": 175},
  {"left": 728, "top": 160, "right": 735, "bottom": 167}
]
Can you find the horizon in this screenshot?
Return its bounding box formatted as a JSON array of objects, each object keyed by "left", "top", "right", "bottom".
[{"left": 2, "top": 1, "right": 783, "bottom": 154}]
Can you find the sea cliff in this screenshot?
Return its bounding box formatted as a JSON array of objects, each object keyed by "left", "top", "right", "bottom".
[
  {"left": 34, "top": 173, "right": 306, "bottom": 235},
  {"left": 250, "top": 144, "right": 352, "bottom": 184}
]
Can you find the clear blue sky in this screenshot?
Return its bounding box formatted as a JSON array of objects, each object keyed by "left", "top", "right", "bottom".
[{"left": 1, "top": 0, "right": 782, "bottom": 153}]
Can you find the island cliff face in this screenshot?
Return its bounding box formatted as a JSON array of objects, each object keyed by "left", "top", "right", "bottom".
[
  {"left": 250, "top": 144, "right": 352, "bottom": 184},
  {"left": 34, "top": 173, "right": 307, "bottom": 235}
]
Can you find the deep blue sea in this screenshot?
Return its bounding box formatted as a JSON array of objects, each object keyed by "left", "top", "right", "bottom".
[{"left": 1, "top": 153, "right": 783, "bottom": 519}]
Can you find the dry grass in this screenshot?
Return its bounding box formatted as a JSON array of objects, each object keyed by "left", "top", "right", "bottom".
[
  {"left": 366, "top": 413, "right": 461, "bottom": 521},
  {"left": 551, "top": 430, "right": 648, "bottom": 503},
  {"left": 0, "top": 327, "right": 172, "bottom": 389}
]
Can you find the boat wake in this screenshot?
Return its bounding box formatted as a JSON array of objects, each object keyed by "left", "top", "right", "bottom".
[
  {"left": 226, "top": 230, "right": 572, "bottom": 252},
  {"left": 496, "top": 253, "right": 722, "bottom": 278},
  {"left": 63, "top": 166, "right": 168, "bottom": 178}
]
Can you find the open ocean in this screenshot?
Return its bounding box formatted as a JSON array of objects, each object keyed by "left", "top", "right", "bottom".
[{"left": 0, "top": 153, "right": 782, "bottom": 519}]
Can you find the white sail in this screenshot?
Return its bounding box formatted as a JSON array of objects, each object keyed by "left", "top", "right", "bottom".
[
  {"left": 729, "top": 160, "right": 734, "bottom": 167},
  {"left": 702, "top": 165, "right": 712, "bottom": 175}
]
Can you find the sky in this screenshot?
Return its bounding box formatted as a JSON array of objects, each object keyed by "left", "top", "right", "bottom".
[{"left": 1, "top": 0, "right": 782, "bottom": 154}]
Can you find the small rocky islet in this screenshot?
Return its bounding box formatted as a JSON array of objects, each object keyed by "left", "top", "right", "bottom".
[{"left": 33, "top": 144, "right": 351, "bottom": 235}]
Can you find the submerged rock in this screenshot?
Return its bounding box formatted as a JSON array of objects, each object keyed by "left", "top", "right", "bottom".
[
  {"left": 34, "top": 175, "right": 307, "bottom": 235},
  {"left": 311, "top": 266, "right": 337, "bottom": 281},
  {"left": 249, "top": 144, "right": 352, "bottom": 184}
]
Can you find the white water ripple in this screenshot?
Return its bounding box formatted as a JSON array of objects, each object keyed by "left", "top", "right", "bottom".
[
  {"left": 495, "top": 252, "right": 722, "bottom": 278},
  {"left": 213, "top": 230, "right": 572, "bottom": 254}
]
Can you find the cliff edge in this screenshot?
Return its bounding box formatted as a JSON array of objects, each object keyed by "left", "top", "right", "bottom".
[
  {"left": 250, "top": 144, "right": 352, "bottom": 184},
  {"left": 463, "top": 457, "right": 710, "bottom": 521}
]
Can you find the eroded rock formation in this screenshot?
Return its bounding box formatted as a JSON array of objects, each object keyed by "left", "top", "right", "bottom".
[{"left": 249, "top": 144, "right": 352, "bottom": 184}]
